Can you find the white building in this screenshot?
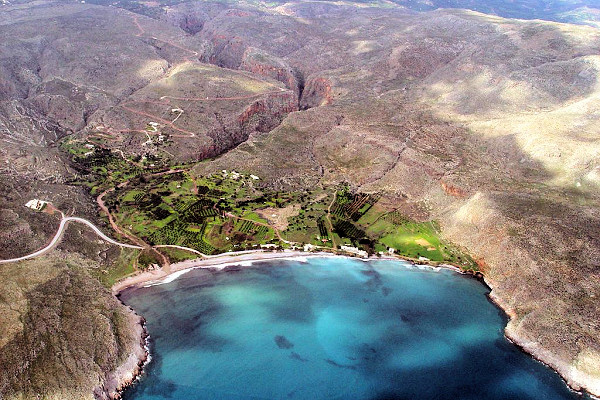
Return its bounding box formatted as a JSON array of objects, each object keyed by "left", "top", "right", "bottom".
[
  {"left": 340, "top": 245, "right": 368, "bottom": 258},
  {"left": 25, "top": 199, "right": 48, "bottom": 211},
  {"left": 304, "top": 243, "right": 316, "bottom": 252}
]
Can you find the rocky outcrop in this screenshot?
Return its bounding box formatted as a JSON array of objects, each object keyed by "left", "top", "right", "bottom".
[
  {"left": 237, "top": 91, "right": 298, "bottom": 129},
  {"left": 223, "top": 9, "right": 254, "bottom": 18},
  {"left": 201, "top": 39, "right": 302, "bottom": 97},
  {"left": 439, "top": 190, "right": 600, "bottom": 397},
  {"left": 162, "top": 1, "right": 232, "bottom": 34},
  {"left": 28, "top": 94, "right": 86, "bottom": 133},
  {"left": 95, "top": 310, "right": 148, "bottom": 400},
  {"left": 239, "top": 48, "right": 300, "bottom": 96},
  {"left": 202, "top": 33, "right": 247, "bottom": 69},
  {"left": 0, "top": 264, "right": 144, "bottom": 400},
  {"left": 175, "top": 14, "right": 207, "bottom": 35},
  {"left": 163, "top": 7, "right": 210, "bottom": 34},
  {"left": 300, "top": 76, "right": 333, "bottom": 109},
  {"left": 489, "top": 282, "right": 600, "bottom": 397},
  {"left": 199, "top": 90, "right": 298, "bottom": 159},
  {"left": 440, "top": 180, "right": 467, "bottom": 198}
]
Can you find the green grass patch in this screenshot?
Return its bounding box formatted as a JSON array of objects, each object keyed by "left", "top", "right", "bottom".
[
  {"left": 367, "top": 216, "right": 477, "bottom": 269},
  {"left": 152, "top": 213, "right": 177, "bottom": 229},
  {"left": 161, "top": 247, "right": 201, "bottom": 263},
  {"left": 357, "top": 206, "right": 386, "bottom": 226},
  {"left": 121, "top": 190, "right": 144, "bottom": 203},
  {"left": 240, "top": 211, "right": 268, "bottom": 224},
  {"left": 373, "top": 221, "right": 444, "bottom": 260},
  {"left": 96, "top": 248, "right": 139, "bottom": 287}
]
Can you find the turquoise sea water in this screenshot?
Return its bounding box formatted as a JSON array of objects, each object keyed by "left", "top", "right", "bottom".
[{"left": 120, "top": 257, "right": 584, "bottom": 400}]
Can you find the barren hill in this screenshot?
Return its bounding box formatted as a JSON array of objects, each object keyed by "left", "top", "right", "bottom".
[{"left": 0, "top": 0, "right": 599, "bottom": 398}]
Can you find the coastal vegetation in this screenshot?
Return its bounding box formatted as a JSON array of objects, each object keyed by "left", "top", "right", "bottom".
[
  {"left": 60, "top": 140, "right": 477, "bottom": 284},
  {"left": 94, "top": 248, "right": 140, "bottom": 287}
]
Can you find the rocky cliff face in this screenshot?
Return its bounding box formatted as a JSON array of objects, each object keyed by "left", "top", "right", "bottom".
[
  {"left": 201, "top": 36, "right": 302, "bottom": 97},
  {"left": 162, "top": 2, "right": 227, "bottom": 35},
  {"left": 95, "top": 311, "right": 148, "bottom": 400},
  {"left": 206, "top": 90, "right": 298, "bottom": 157},
  {"left": 300, "top": 76, "right": 333, "bottom": 109},
  {"left": 237, "top": 91, "right": 298, "bottom": 129},
  {"left": 438, "top": 189, "right": 600, "bottom": 396},
  {"left": 239, "top": 48, "right": 301, "bottom": 96},
  {"left": 202, "top": 32, "right": 248, "bottom": 69}
]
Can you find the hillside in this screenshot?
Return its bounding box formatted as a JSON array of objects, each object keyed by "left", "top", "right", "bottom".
[{"left": 0, "top": 0, "right": 599, "bottom": 398}]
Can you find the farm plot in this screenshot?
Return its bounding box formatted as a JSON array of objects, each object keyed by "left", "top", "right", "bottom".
[{"left": 331, "top": 188, "right": 379, "bottom": 221}]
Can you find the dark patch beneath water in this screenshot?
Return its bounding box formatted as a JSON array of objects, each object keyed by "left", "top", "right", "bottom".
[
  {"left": 290, "top": 351, "right": 308, "bottom": 362},
  {"left": 325, "top": 358, "right": 358, "bottom": 370},
  {"left": 274, "top": 335, "right": 294, "bottom": 349},
  {"left": 125, "top": 340, "right": 177, "bottom": 399},
  {"left": 222, "top": 264, "right": 243, "bottom": 272},
  {"left": 120, "top": 258, "right": 585, "bottom": 400},
  {"left": 362, "top": 267, "right": 384, "bottom": 292}
]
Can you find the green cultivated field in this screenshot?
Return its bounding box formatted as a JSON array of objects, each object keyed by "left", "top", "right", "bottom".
[
  {"left": 111, "top": 171, "right": 286, "bottom": 254},
  {"left": 61, "top": 141, "right": 477, "bottom": 280},
  {"left": 110, "top": 174, "right": 477, "bottom": 268},
  {"left": 360, "top": 206, "right": 476, "bottom": 269}
]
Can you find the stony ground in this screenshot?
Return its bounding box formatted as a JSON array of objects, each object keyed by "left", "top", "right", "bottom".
[{"left": 1, "top": 0, "right": 599, "bottom": 397}]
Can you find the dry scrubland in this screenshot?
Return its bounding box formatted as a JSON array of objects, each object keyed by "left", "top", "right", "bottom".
[
  {"left": 0, "top": 0, "right": 599, "bottom": 398},
  {"left": 0, "top": 251, "right": 144, "bottom": 400}
]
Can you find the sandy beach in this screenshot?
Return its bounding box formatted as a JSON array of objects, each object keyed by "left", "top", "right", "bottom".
[
  {"left": 112, "top": 250, "right": 338, "bottom": 294},
  {"left": 111, "top": 249, "right": 472, "bottom": 295}
]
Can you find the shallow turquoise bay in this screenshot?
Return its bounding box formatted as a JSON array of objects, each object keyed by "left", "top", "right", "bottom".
[{"left": 120, "top": 257, "right": 584, "bottom": 400}]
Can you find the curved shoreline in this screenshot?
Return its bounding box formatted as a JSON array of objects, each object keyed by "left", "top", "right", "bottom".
[
  {"left": 109, "top": 250, "right": 599, "bottom": 399},
  {"left": 111, "top": 250, "right": 336, "bottom": 294},
  {"left": 95, "top": 308, "right": 149, "bottom": 400},
  {"left": 485, "top": 281, "right": 600, "bottom": 400}
]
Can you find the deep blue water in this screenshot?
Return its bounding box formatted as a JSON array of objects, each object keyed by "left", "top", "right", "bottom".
[{"left": 120, "top": 257, "right": 584, "bottom": 400}]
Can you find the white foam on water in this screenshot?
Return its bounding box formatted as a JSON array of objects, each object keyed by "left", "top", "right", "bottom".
[
  {"left": 141, "top": 255, "right": 453, "bottom": 288},
  {"left": 162, "top": 268, "right": 193, "bottom": 283},
  {"left": 238, "top": 261, "right": 254, "bottom": 267},
  {"left": 142, "top": 269, "right": 194, "bottom": 287}
]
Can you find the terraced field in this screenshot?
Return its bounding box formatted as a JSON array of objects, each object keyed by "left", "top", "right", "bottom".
[{"left": 63, "top": 138, "right": 477, "bottom": 268}]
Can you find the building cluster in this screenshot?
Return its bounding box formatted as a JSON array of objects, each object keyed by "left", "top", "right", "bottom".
[{"left": 340, "top": 245, "right": 368, "bottom": 258}]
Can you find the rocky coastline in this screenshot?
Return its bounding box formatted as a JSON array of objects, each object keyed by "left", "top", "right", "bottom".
[
  {"left": 486, "top": 283, "right": 600, "bottom": 399},
  {"left": 94, "top": 308, "right": 150, "bottom": 400}
]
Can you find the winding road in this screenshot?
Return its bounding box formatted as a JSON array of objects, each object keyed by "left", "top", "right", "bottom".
[
  {"left": 1, "top": 188, "right": 336, "bottom": 265},
  {"left": 0, "top": 216, "right": 143, "bottom": 265}
]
